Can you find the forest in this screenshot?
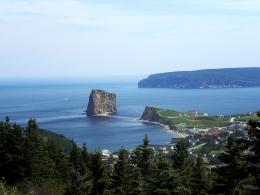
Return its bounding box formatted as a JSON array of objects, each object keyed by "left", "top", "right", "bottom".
[{"left": 0, "top": 114, "right": 259, "bottom": 195}]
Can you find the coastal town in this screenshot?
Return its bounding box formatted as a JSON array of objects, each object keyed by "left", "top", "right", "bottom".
[{"left": 101, "top": 109, "right": 251, "bottom": 166}]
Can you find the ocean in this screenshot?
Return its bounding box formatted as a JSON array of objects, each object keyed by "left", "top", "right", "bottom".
[{"left": 0, "top": 82, "right": 259, "bottom": 151}]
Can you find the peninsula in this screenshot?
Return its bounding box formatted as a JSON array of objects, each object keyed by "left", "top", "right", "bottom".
[
  {"left": 87, "top": 89, "right": 117, "bottom": 116},
  {"left": 138, "top": 67, "right": 260, "bottom": 89},
  {"left": 140, "top": 106, "right": 259, "bottom": 133}
]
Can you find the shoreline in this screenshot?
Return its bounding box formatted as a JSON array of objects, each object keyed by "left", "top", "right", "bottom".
[
  {"left": 93, "top": 113, "right": 189, "bottom": 138},
  {"left": 139, "top": 119, "right": 189, "bottom": 138}
]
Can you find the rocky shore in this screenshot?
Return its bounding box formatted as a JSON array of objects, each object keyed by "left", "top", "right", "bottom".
[{"left": 140, "top": 106, "right": 189, "bottom": 137}]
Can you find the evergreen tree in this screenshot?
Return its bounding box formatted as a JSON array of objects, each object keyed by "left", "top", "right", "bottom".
[
  {"left": 172, "top": 141, "right": 192, "bottom": 193},
  {"left": 214, "top": 136, "right": 248, "bottom": 194},
  {"left": 151, "top": 155, "right": 174, "bottom": 195},
  {"left": 111, "top": 148, "right": 130, "bottom": 194},
  {"left": 46, "top": 140, "right": 73, "bottom": 183},
  {"left": 237, "top": 112, "right": 260, "bottom": 194},
  {"left": 136, "top": 135, "right": 155, "bottom": 194},
  {"left": 128, "top": 152, "right": 144, "bottom": 195},
  {"left": 172, "top": 141, "right": 189, "bottom": 170},
  {"left": 191, "top": 154, "right": 211, "bottom": 195},
  {"left": 80, "top": 143, "right": 92, "bottom": 194},
  {"left": 24, "top": 119, "right": 56, "bottom": 181},
  {"left": 143, "top": 134, "right": 149, "bottom": 147},
  {"left": 140, "top": 134, "right": 154, "bottom": 177},
  {"left": 90, "top": 151, "right": 110, "bottom": 195},
  {"left": 80, "top": 143, "right": 90, "bottom": 175},
  {"left": 70, "top": 143, "right": 81, "bottom": 172},
  {"left": 0, "top": 119, "right": 26, "bottom": 185}
]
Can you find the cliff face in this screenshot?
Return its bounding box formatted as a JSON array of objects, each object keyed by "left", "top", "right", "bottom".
[
  {"left": 140, "top": 106, "right": 160, "bottom": 122},
  {"left": 87, "top": 89, "right": 117, "bottom": 116}
]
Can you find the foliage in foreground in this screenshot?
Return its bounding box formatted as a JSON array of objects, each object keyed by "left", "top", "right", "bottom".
[{"left": 0, "top": 114, "right": 259, "bottom": 195}]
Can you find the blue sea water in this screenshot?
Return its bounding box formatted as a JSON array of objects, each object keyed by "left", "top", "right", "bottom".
[{"left": 0, "top": 82, "right": 259, "bottom": 150}]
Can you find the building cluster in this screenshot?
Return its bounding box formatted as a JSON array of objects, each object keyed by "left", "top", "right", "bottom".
[{"left": 101, "top": 121, "right": 248, "bottom": 165}]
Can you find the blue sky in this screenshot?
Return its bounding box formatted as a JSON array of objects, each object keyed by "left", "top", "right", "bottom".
[{"left": 0, "top": 0, "right": 259, "bottom": 79}]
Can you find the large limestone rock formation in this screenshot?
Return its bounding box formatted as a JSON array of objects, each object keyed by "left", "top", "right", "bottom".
[
  {"left": 87, "top": 89, "right": 117, "bottom": 116},
  {"left": 140, "top": 106, "right": 160, "bottom": 122}
]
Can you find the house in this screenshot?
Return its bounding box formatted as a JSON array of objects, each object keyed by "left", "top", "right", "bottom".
[
  {"left": 187, "top": 109, "right": 198, "bottom": 116},
  {"left": 197, "top": 129, "right": 209, "bottom": 134},
  {"left": 102, "top": 149, "right": 111, "bottom": 159},
  {"left": 207, "top": 130, "right": 220, "bottom": 137},
  {"left": 147, "top": 143, "right": 176, "bottom": 154}
]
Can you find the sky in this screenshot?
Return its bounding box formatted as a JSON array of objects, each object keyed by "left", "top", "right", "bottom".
[{"left": 0, "top": 0, "right": 260, "bottom": 79}]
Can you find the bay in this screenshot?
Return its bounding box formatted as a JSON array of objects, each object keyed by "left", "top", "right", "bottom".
[{"left": 0, "top": 82, "right": 259, "bottom": 150}]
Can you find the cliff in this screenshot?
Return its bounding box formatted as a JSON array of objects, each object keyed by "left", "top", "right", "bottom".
[
  {"left": 87, "top": 89, "right": 117, "bottom": 116},
  {"left": 138, "top": 67, "right": 260, "bottom": 89},
  {"left": 140, "top": 106, "right": 161, "bottom": 122}
]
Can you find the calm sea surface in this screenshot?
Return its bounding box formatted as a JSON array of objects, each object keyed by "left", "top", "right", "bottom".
[{"left": 0, "top": 82, "right": 259, "bottom": 150}]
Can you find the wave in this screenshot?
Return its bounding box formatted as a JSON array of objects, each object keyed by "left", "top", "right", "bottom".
[
  {"left": 38, "top": 114, "right": 84, "bottom": 123},
  {"left": 94, "top": 114, "right": 138, "bottom": 121}
]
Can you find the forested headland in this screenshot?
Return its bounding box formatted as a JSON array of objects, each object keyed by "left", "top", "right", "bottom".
[{"left": 138, "top": 68, "right": 260, "bottom": 89}]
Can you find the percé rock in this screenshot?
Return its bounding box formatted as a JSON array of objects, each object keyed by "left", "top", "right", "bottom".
[
  {"left": 87, "top": 89, "right": 117, "bottom": 116},
  {"left": 140, "top": 106, "right": 160, "bottom": 122}
]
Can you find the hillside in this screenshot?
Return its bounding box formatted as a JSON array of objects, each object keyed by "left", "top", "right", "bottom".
[
  {"left": 140, "top": 106, "right": 259, "bottom": 130},
  {"left": 138, "top": 67, "right": 260, "bottom": 89},
  {"left": 39, "top": 129, "right": 74, "bottom": 155}
]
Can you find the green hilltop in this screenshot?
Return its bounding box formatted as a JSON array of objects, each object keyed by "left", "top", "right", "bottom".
[{"left": 140, "top": 106, "right": 259, "bottom": 130}]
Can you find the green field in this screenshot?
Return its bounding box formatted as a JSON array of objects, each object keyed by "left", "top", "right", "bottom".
[
  {"left": 155, "top": 108, "right": 258, "bottom": 130},
  {"left": 234, "top": 113, "right": 260, "bottom": 122}
]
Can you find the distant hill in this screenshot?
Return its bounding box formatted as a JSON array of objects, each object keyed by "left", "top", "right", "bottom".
[{"left": 138, "top": 67, "right": 260, "bottom": 89}]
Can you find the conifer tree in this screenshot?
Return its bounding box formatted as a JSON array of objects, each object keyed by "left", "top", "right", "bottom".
[
  {"left": 214, "top": 136, "right": 248, "bottom": 194},
  {"left": 172, "top": 141, "right": 192, "bottom": 193},
  {"left": 24, "top": 119, "right": 56, "bottom": 181},
  {"left": 138, "top": 134, "right": 155, "bottom": 193},
  {"left": 80, "top": 143, "right": 92, "bottom": 194},
  {"left": 80, "top": 143, "right": 90, "bottom": 175},
  {"left": 140, "top": 134, "right": 154, "bottom": 177},
  {"left": 151, "top": 155, "right": 174, "bottom": 195},
  {"left": 128, "top": 152, "right": 144, "bottom": 195},
  {"left": 234, "top": 112, "right": 260, "bottom": 194},
  {"left": 90, "top": 151, "right": 110, "bottom": 195},
  {"left": 70, "top": 143, "right": 81, "bottom": 172},
  {"left": 111, "top": 148, "right": 130, "bottom": 194},
  {"left": 0, "top": 119, "right": 26, "bottom": 185},
  {"left": 191, "top": 154, "right": 211, "bottom": 195}
]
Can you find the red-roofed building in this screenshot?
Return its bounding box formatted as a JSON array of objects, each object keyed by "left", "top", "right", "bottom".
[{"left": 207, "top": 130, "right": 220, "bottom": 137}]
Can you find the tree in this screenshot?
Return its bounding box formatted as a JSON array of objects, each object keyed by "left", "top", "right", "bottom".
[
  {"left": 191, "top": 154, "right": 211, "bottom": 195},
  {"left": 127, "top": 164, "right": 143, "bottom": 195},
  {"left": 70, "top": 143, "right": 81, "bottom": 172},
  {"left": 237, "top": 113, "right": 260, "bottom": 194},
  {"left": 127, "top": 151, "right": 144, "bottom": 195},
  {"left": 214, "top": 136, "right": 248, "bottom": 194},
  {"left": 80, "top": 143, "right": 90, "bottom": 175},
  {"left": 140, "top": 135, "right": 154, "bottom": 177},
  {"left": 111, "top": 148, "right": 130, "bottom": 194},
  {"left": 89, "top": 151, "right": 110, "bottom": 195},
  {"left": 23, "top": 119, "right": 56, "bottom": 181},
  {"left": 0, "top": 119, "right": 26, "bottom": 185},
  {"left": 151, "top": 155, "right": 174, "bottom": 195},
  {"left": 143, "top": 134, "right": 149, "bottom": 147},
  {"left": 171, "top": 141, "right": 192, "bottom": 193},
  {"left": 172, "top": 141, "right": 189, "bottom": 170}
]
